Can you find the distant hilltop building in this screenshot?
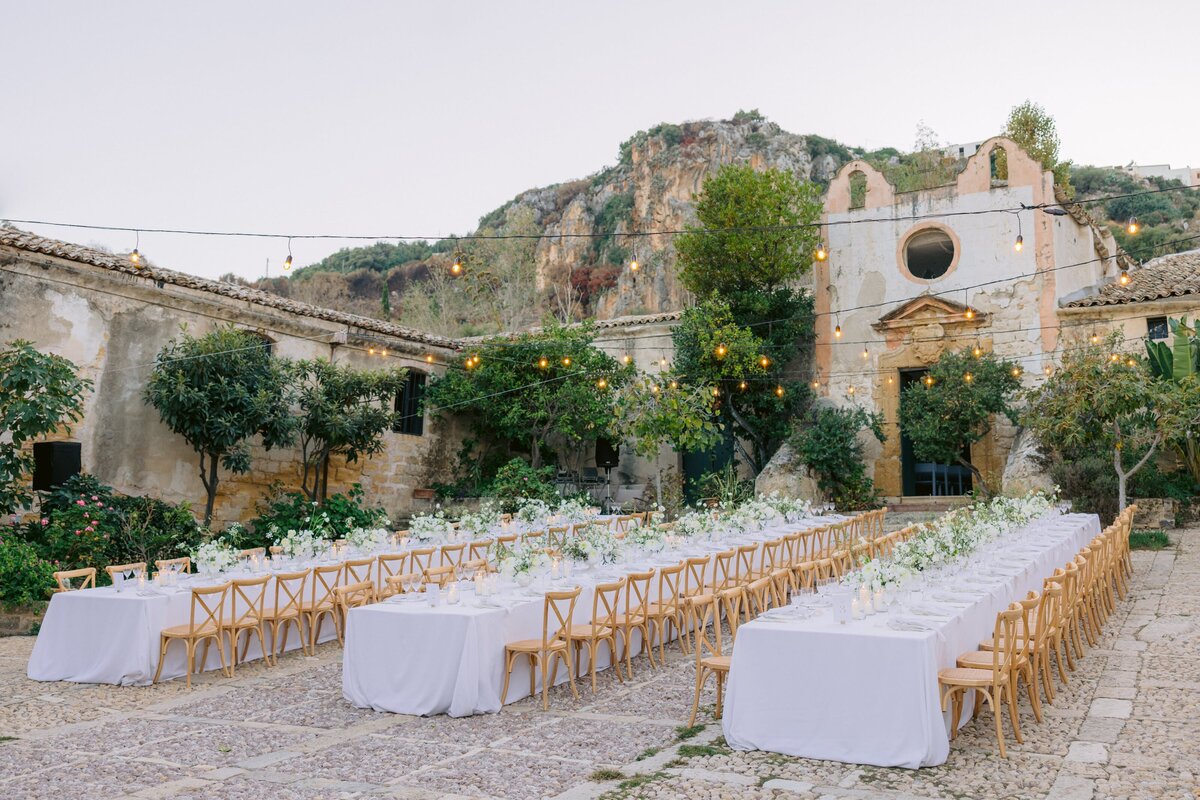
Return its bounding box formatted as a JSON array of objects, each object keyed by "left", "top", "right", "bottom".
[
  {"left": 942, "top": 141, "right": 985, "bottom": 159},
  {"left": 1122, "top": 162, "right": 1199, "bottom": 187}
]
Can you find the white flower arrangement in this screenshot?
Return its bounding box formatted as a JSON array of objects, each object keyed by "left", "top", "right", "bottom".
[
  {"left": 192, "top": 540, "right": 237, "bottom": 573},
  {"left": 347, "top": 527, "right": 390, "bottom": 551},
  {"left": 409, "top": 506, "right": 455, "bottom": 542},
  {"left": 764, "top": 492, "right": 812, "bottom": 522},
  {"left": 555, "top": 497, "right": 598, "bottom": 523},
  {"left": 497, "top": 541, "right": 551, "bottom": 579},
  {"left": 274, "top": 528, "right": 323, "bottom": 559},
  {"left": 674, "top": 510, "right": 718, "bottom": 540},
  {"left": 456, "top": 501, "right": 501, "bottom": 539},
  {"left": 515, "top": 498, "right": 553, "bottom": 527},
  {"left": 561, "top": 523, "right": 620, "bottom": 563},
  {"left": 626, "top": 524, "right": 666, "bottom": 551}
]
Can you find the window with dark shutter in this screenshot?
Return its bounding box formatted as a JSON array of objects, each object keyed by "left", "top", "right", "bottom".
[
  {"left": 1147, "top": 317, "right": 1169, "bottom": 341},
  {"left": 394, "top": 371, "right": 426, "bottom": 435}
]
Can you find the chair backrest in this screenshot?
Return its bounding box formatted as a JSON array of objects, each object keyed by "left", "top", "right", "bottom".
[
  {"left": 53, "top": 567, "right": 96, "bottom": 592},
  {"left": 386, "top": 572, "right": 424, "bottom": 594},
  {"left": 440, "top": 543, "right": 467, "bottom": 568},
  {"left": 523, "top": 530, "right": 547, "bottom": 547},
  {"left": 230, "top": 575, "right": 270, "bottom": 627},
  {"left": 344, "top": 557, "right": 375, "bottom": 587},
  {"left": 272, "top": 569, "right": 309, "bottom": 618},
  {"left": 468, "top": 539, "right": 493, "bottom": 563},
  {"left": 689, "top": 594, "right": 722, "bottom": 659},
  {"left": 625, "top": 569, "right": 655, "bottom": 618},
  {"left": 188, "top": 582, "right": 229, "bottom": 634},
  {"left": 792, "top": 560, "right": 820, "bottom": 591},
  {"left": 546, "top": 527, "right": 570, "bottom": 553},
  {"left": 269, "top": 546, "right": 283, "bottom": 556},
  {"left": 684, "top": 556, "right": 709, "bottom": 597},
  {"left": 795, "top": 530, "right": 818, "bottom": 562},
  {"left": 462, "top": 557, "right": 489, "bottom": 574},
  {"left": 336, "top": 581, "right": 375, "bottom": 617},
  {"left": 238, "top": 547, "right": 265, "bottom": 559},
  {"left": 1035, "top": 583, "right": 1062, "bottom": 648},
  {"left": 155, "top": 556, "right": 191, "bottom": 574},
  {"left": 746, "top": 576, "right": 773, "bottom": 616},
  {"left": 769, "top": 568, "right": 791, "bottom": 606},
  {"left": 656, "top": 561, "right": 684, "bottom": 611},
  {"left": 541, "top": 587, "right": 581, "bottom": 648},
  {"left": 718, "top": 586, "right": 743, "bottom": 639},
  {"left": 591, "top": 577, "right": 625, "bottom": 629},
  {"left": 377, "top": 553, "right": 408, "bottom": 593},
  {"left": 309, "top": 563, "right": 343, "bottom": 607},
  {"left": 711, "top": 549, "right": 736, "bottom": 593},
  {"left": 408, "top": 547, "right": 436, "bottom": 574},
  {"left": 988, "top": 603, "right": 1021, "bottom": 682},
  {"left": 493, "top": 534, "right": 518, "bottom": 558},
  {"left": 105, "top": 561, "right": 147, "bottom": 582},
  {"left": 735, "top": 544, "right": 758, "bottom": 582},
  {"left": 759, "top": 540, "right": 782, "bottom": 574},
  {"left": 423, "top": 564, "right": 457, "bottom": 586}
]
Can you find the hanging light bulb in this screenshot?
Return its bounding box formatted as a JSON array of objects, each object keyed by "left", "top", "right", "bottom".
[
  {"left": 739, "top": 380, "right": 748, "bottom": 391},
  {"left": 629, "top": 256, "right": 639, "bottom": 272},
  {"left": 775, "top": 385, "right": 785, "bottom": 397},
  {"left": 622, "top": 354, "right": 632, "bottom": 365},
  {"left": 669, "top": 379, "right": 679, "bottom": 390},
  {"left": 815, "top": 242, "right": 828, "bottom": 262},
  {"left": 562, "top": 356, "right": 572, "bottom": 367},
  {"left": 759, "top": 355, "right": 771, "bottom": 369},
  {"left": 1126, "top": 357, "right": 1137, "bottom": 368},
  {"left": 834, "top": 324, "right": 842, "bottom": 338},
  {"left": 450, "top": 252, "right": 463, "bottom": 276},
  {"left": 964, "top": 372, "right": 973, "bottom": 383},
  {"left": 847, "top": 385, "right": 856, "bottom": 395},
  {"left": 861, "top": 346, "right": 869, "bottom": 360},
  {"left": 1119, "top": 269, "right": 1131, "bottom": 286},
  {"left": 425, "top": 354, "right": 435, "bottom": 364},
  {"left": 886, "top": 376, "right": 894, "bottom": 385},
  {"left": 538, "top": 357, "right": 549, "bottom": 369},
  {"left": 1044, "top": 365, "right": 1053, "bottom": 376},
  {"left": 368, "top": 347, "right": 376, "bottom": 355},
  {"left": 1011, "top": 366, "right": 1022, "bottom": 378},
  {"left": 711, "top": 386, "right": 720, "bottom": 397},
  {"left": 811, "top": 379, "right": 820, "bottom": 389},
  {"left": 1014, "top": 234, "right": 1024, "bottom": 252},
  {"left": 380, "top": 349, "right": 388, "bottom": 357},
  {"left": 1126, "top": 217, "right": 1139, "bottom": 235},
  {"left": 659, "top": 357, "right": 668, "bottom": 367},
  {"left": 1110, "top": 353, "right": 1120, "bottom": 363},
  {"left": 972, "top": 344, "right": 983, "bottom": 358},
  {"left": 650, "top": 384, "right": 660, "bottom": 395},
  {"left": 283, "top": 237, "right": 294, "bottom": 271},
  {"left": 964, "top": 307, "right": 975, "bottom": 320},
  {"left": 1090, "top": 331, "right": 1099, "bottom": 344},
  {"left": 130, "top": 230, "right": 141, "bottom": 267},
  {"left": 596, "top": 377, "right": 608, "bottom": 389},
  {"left": 715, "top": 343, "right": 728, "bottom": 359},
  {"left": 924, "top": 375, "right": 934, "bottom": 387}
]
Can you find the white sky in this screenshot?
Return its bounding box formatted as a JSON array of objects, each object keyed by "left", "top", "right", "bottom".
[{"left": 3, "top": 0, "right": 1197, "bottom": 280}]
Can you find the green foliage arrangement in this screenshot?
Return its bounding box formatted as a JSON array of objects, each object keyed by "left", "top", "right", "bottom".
[
  {"left": 1024, "top": 333, "right": 1188, "bottom": 510},
  {"left": 900, "top": 349, "right": 1022, "bottom": 498},
  {"left": 486, "top": 459, "right": 559, "bottom": 513},
  {"left": 423, "top": 323, "right": 631, "bottom": 468},
  {"left": 792, "top": 406, "right": 886, "bottom": 510},
  {"left": 291, "top": 359, "right": 408, "bottom": 503},
  {"left": 0, "top": 340, "right": 92, "bottom": 515},
  {"left": 144, "top": 326, "right": 296, "bottom": 526},
  {"left": 0, "top": 530, "right": 55, "bottom": 608},
  {"left": 250, "top": 482, "right": 389, "bottom": 541}
]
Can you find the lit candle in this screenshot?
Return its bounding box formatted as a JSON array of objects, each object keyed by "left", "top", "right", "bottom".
[
  {"left": 474, "top": 573, "right": 485, "bottom": 596},
  {"left": 851, "top": 598, "right": 863, "bottom": 619},
  {"left": 447, "top": 582, "right": 460, "bottom": 605},
  {"left": 874, "top": 588, "right": 886, "bottom": 612},
  {"left": 137, "top": 574, "right": 146, "bottom": 591},
  {"left": 858, "top": 584, "right": 872, "bottom": 614},
  {"left": 551, "top": 558, "right": 561, "bottom": 580}
]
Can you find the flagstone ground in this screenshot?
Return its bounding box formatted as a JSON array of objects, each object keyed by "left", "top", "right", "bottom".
[{"left": 0, "top": 527, "right": 1193, "bottom": 800}]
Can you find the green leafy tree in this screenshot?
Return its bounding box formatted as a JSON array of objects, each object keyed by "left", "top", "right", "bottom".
[
  {"left": 145, "top": 326, "right": 296, "bottom": 526},
  {"left": 487, "top": 458, "right": 559, "bottom": 513},
  {"left": 675, "top": 164, "right": 822, "bottom": 297},
  {"left": 612, "top": 376, "right": 723, "bottom": 508},
  {"left": 791, "top": 405, "right": 886, "bottom": 510},
  {"left": 423, "top": 323, "right": 631, "bottom": 469},
  {"left": 292, "top": 359, "right": 409, "bottom": 503},
  {"left": 900, "top": 349, "right": 1022, "bottom": 498},
  {"left": 1145, "top": 318, "right": 1200, "bottom": 484},
  {"left": 0, "top": 341, "right": 92, "bottom": 515},
  {"left": 1002, "top": 100, "right": 1073, "bottom": 197},
  {"left": 1023, "top": 333, "right": 1186, "bottom": 510}
]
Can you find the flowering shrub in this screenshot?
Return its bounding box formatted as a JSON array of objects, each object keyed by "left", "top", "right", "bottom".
[
  {"left": 486, "top": 459, "right": 558, "bottom": 513},
  {"left": 515, "top": 498, "right": 554, "bottom": 527},
  {"left": 0, "top": 527, "right": 56, "bottom": 607}
]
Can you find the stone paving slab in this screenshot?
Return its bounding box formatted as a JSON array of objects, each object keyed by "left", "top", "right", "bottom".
[{"left": 0, "top": 527, "right": 1192, "bottom": 799}]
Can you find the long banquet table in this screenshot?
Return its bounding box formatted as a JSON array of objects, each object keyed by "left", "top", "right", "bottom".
[
  {"left": 721, "top": 512, "right": 1101, "bottom": 769},
  {"left": 342, "top": 515, "right": 845, "bottom": 717}
]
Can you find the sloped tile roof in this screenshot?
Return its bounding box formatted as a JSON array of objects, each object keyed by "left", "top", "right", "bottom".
[
  {"left": 0, "top": 227, "right": 461, "bottom": 348},
  {"left": 1063, "top": 249, "right": 1200, "bottom": 308}
]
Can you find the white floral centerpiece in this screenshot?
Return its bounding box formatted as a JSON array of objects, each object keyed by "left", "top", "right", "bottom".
[
  {"left": 675, "top": 510, "right": 718, "bottom": 540},
  {"left": 497, "top": 541, "right": 551, "bottom": 585},
  {"left": 562, "top": 523, "right": 619, "bottom": 564},
  {"left": 515, "top": 498, "right": 553, "bottom": 528},
  {"left": 555, "top": 497, "right": 598, "bottom": 523},
  {"left": 457, "top": 501, "right": 501, "bottom": 539},
  {"left": 626, "top": 524, "right": 666, "bottom": 552},
  {"left": 347, "top": 526, "right": 390, "bottom": 551},
  {"left": 192, "top": 540, "right": 237, "bottom": 574},
  {"left": 409, "top": 506, "right": 455, "bottom": 542},
  {"left": 852, "top": 557, "right": 913, "bottom": 591},
  {"left": 274, "top": 528, "right": 323, "bottom": 559},
  {"left": 765, "top": 493, "right": 812, "bottom": 522}
]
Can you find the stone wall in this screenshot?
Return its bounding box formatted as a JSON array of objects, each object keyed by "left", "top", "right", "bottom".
[{"left": 0, "top": 246, "right": 462, "bottom": 527}]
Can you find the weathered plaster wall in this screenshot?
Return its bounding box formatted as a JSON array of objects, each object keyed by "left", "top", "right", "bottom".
[{"left": 0, "top": 248, "right": 460, "bottom": 527}]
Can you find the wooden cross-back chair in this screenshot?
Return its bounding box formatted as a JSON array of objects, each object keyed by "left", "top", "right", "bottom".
[
  {"left": 224, "top": 574, "right": 270, "bottom": 675},
  {"left": 376, "top": 553, "right": 408, "bottom": 599},
  {"left": 335, "top": 581, "right": 376, "bottom": 644},
  {"left": 302, "top": 563, "right": 342, "bottom": 651},
  {"left": 407, "top": 547, "right": 436, "bottom": 575},
  {"left": 155, "top": 556, "right": 191, "bottom": 575},
  {"left": 686, "top": 588, "right": 741, "bottom": 726},
  {"left": 153, "top": 582, "right": 229, "bottom": 688},
  {"left": 939, "top": 604, "right": 1023, "bottom": 758},
  {"left": 440, "top": 543, "right": 467, "bottom": 569},
  {"left": 566, "top": 577, "right": 625, "bottom": 693},
  {"left": 53, "top": 567, "right": 96, "bottom": 592},
  {"left": 264, "top": 568, "right": 308, "bottom": 662},
  {"left": 615, "top": 568, "right": 656, "bottom": 678},
  {"left": 646, "top": 561, "right": 685, "bottom": 663},
  {"left": 501, "top": 587, "right": 581, "bottom": 710}
]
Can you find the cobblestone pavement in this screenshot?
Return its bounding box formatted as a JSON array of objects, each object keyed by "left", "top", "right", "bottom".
[{"left": 0, "top": 528, "right": 1193, "bottom": 800}]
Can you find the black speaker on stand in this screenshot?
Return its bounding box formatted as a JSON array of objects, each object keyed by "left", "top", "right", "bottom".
[
  {"left": 32, "top": 441, "right": 82, "bottom": 492},
  {"left": 595, "top": 438, "right": 619, "bottom": 512}
]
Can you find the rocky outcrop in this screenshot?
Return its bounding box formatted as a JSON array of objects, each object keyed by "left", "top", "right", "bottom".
[
  {"left": 754, "top": 443, "right": 823, "bottom": 503},
  {"left": 1001, "top": 426, "right": 1054, "bottom": 496}
]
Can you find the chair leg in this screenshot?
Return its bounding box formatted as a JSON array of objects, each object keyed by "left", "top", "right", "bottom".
[
  {"left": 1007, "top": 676, "right": 1024, "bottom": 744},
  {"left": 540, "top": 655, "right": 550, "bottom": 710},
  {"left": 984, "top": 689, "right": 1006, "bottom": 759},
  {"left": 689, "top": 665, "right": 705, "bottom": 727},
  {"left": 500, "top": 651, "right": 515, "bottom": 705},
  {"left": 1024, "top": 661, "right": 1043, "bottom": 723},
  {"left": 607, "top": 636, "right": 623, "bottom": 684},
  {"left": 714, "top": 672, "right": 725, "bottom": 720},
  {"left": 214, "top": 632, "right": 230, "bottom": 679},
  {"left": 153, "top": 636, "right": 170, "bottom": 684},
  {"left": 563, "top": 650, "right": 579, "bottom": 700},
  {"left": 185, "top": 639, "right": 195, "bottom": 689}
]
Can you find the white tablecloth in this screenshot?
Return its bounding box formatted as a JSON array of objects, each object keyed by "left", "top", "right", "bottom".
[
  {"left": 27, "top": 576, "right": 334, "bottom": 685},
  {"left": 342, "top": 516, "right": 846, "bottom": 717},
  {"left": 721, "top": 512, "right": 1101, "bottom": 768}
]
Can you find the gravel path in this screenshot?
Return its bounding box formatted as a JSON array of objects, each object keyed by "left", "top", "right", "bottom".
[{"left": 0, "top": 527, "right": 1193, "bottom": 799}]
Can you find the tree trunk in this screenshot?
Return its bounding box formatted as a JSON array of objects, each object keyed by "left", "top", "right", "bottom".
[
  {"left": 319, "top": 453, "right": 331, "bottom": 504},
  {"left": 726, "top": 403, "right": 763, "bottom": 474},
  {"left": 198, "top": 452, "right": 219, "bottom": 529},
  {"left": 530, "top": 436, "right": 542, "bottom": 469},
  {"left": 959, "top": 458, "right": 989, "bottom": 499},
  {"left": 1113, "top": 431, "right": 1160, "bottom": 512}
]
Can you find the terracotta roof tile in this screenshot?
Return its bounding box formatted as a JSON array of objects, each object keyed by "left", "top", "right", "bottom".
[
  {"left": 0, "top": 227, "right": 461, "bottom": 349},
  {"left": 1063, "top": 249, "right": 1200, "bottom": 308}
]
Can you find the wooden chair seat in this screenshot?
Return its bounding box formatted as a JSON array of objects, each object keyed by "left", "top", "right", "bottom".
[
  {"left": 161, "top": 621, "right": 221, "bottom": 638},
  {"left": 700, "top": 654, "right": 732, "bottom": 672},
  {"left": 566, "top": 622, "right": 614, "bottom": 639},
  {"left": 506, "top": 636, "right": 569, "bottom": 653},
  {"left": 957, "top": 650, "right": 1026, "bottom": 671},
  {"left": 612, "top": 611, "right": 647, "bottom": 626},
  {"left": 937, "top": 666, "right": 994, "bottom": 687}
]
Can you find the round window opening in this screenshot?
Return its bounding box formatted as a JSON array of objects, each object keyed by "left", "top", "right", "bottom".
[{"left": 903, "top": 228, "right": 956, "bottom": 280}]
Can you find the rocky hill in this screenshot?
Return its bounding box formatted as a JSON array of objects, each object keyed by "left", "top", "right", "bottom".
[{"left": 238, "top": 113, "right": 873, "bottom": 332}]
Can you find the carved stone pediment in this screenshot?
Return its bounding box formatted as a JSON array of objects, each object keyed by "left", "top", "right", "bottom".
[{"left": 872, "top": 295, "right": 989, "bottom": 365}]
